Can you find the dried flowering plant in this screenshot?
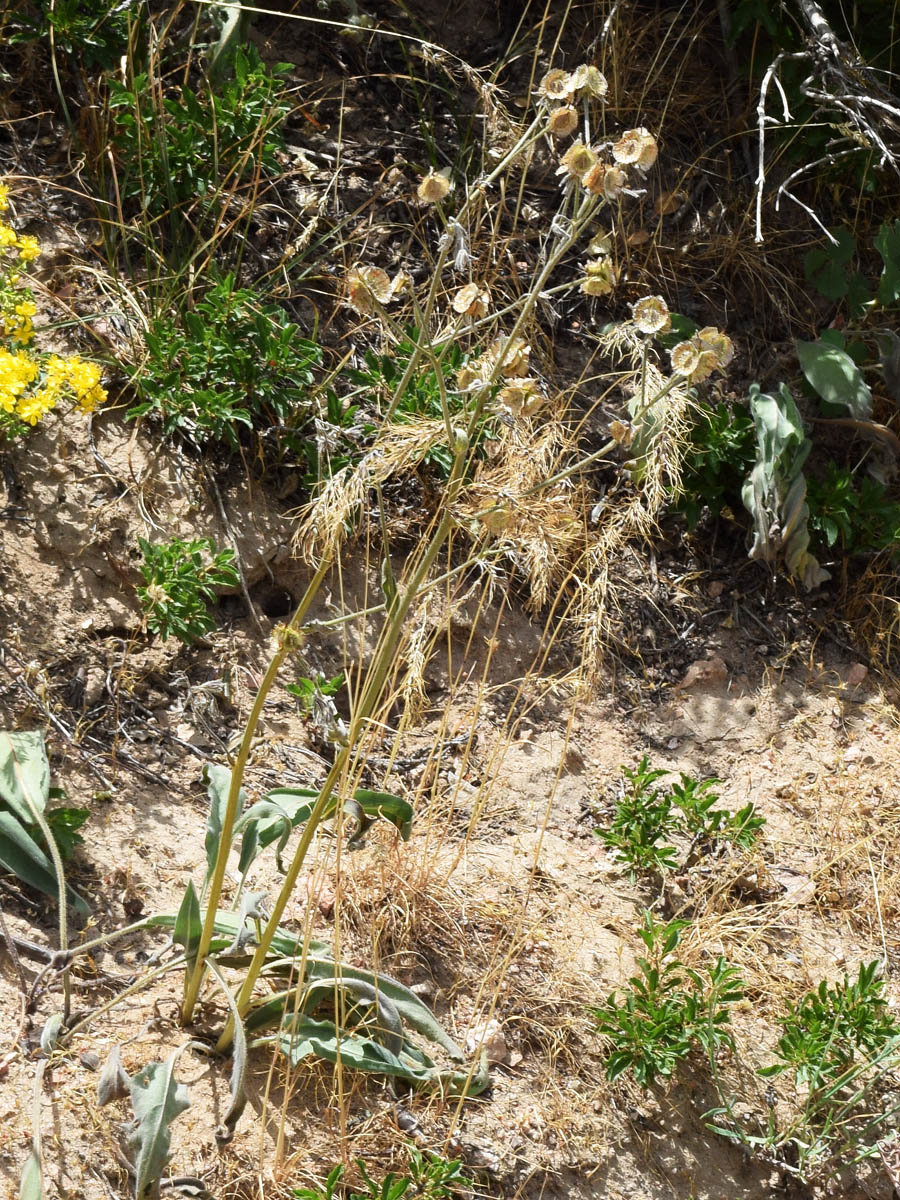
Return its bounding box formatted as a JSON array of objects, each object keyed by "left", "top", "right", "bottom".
[{"left": 0, "top": 183, "right": 107, "bottom": 439}]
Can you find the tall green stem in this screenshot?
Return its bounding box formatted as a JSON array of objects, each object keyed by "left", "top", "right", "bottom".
[
  {"left": 216, "top": 432, "right": 470, "bottom": 1052},
  {"left": 181, "top": 557, "right": 331, "bottom": 1024}
]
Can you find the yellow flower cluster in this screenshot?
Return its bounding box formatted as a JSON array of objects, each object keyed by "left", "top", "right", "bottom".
[{"left": 0, "top": 181, "right": 107, "bottom": 437}]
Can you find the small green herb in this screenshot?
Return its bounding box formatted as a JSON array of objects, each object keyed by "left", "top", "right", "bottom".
[
  {"left": 138, "top": 537, "right": 239, "bottom": 644},
  {"left": 593, "top": 911, "right": 744, "bottom": 1087},
  {"left": 130, "top": 274, "right": 322, "bottom": 446},
  {"left": 597, "top": 757, "right": 764, "bottom": 881},
  {"left": 286, "top": 673, "right": 345, "bottom": 717}
]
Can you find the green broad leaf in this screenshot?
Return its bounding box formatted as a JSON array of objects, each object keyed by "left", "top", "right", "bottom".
[
  {"left": 0, "top": 811, "right": 90, "bottom": 916},
  {"left": 173, "top": 880, "right": 202, "bottom": 972},
  {"left": 796, "top": 339, "right": 872, "bottom": 418},
  {"left": 803, "top": 227, "right": 856, "bottom": 302},
  {"left": 0, "top": 730, "right": 50, "bottom": 826},
  {"left": 876, "top": 220, "right": 900, "bottom": 305},
  {"left": 41, "top": 808, "right": 89, "bottom": 860},
  {"left": 203, "top": 763, "right": 245, "bottom": 884},
  {"left": 128, "top": 1052, "right": 191, "bottom": 1199},
  {"left": 19, "top": 1149, "right": 43, "bottom": 1200}
]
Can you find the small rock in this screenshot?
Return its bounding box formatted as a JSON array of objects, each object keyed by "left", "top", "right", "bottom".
[
  {"left": 845, "top": 662, "right": 868, "bottom": 688},
  {"left": 465, "top": 1019, "right": 509, "bottom": 1065},
  {"left": 675, "top": 655, "right": 729, "bottom": 691}
]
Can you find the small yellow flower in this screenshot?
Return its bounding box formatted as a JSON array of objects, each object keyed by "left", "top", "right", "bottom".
[
  {"left": 452, "top": 282, "right": 490, "bottom": 319},
  {"left": 558, "top": 141, "right": 598, "bottom": 179},
  {"left": 345, "top": 265, "right": 394, "bottom": 315},
  {"left": 14, "top": 300, "right": 36, "bottom": 318},
  {"left": 416, "top": 168, "right": 452, "bottom": 204},
  {"left": 612, "top": 128, "right": 658, "bottom": 170},
  {"left": 570, "top": 64, "right": 608, "bottom": 99},
  {"left": 632, "top": 296, "right": 671, "bottom": 335},
  {"left": 580, "top": 258, "right": 617, "bottom": 296},
  {"left": 0, "top": 183, "right": 9, "bottom": 212},
  {"left": 547, "top": 105, "right": 579, "bottom": 139},
  {"left": 17, "top": 235, "right": 41, "bottom": 262},
  {"left": 539, "top": 69, "right": 574, "bottom": 102},
  {"left": 16, "top": 387, "right": 57, "bottom": 425},
  {"left": 0, "top": 222, "right": 17, "bottom": 249}
]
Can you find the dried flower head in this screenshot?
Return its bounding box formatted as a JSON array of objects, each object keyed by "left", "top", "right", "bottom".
[
  {"left": 452, "top": 282, "right": 490, "bottom": 319},
  {"left": 456, "top": 363, "right": 487, "bottom": 391},
  {"left": 580, "top": 258, "right": 617, "bottom": 296},
  {"left": 488, "top": 336, "right": 531, "bottom": 378},
  {"left": 697, "top": 326, "right": 735, "bottom": 368},
  {"left": 547, "top": 105, "right": 579, "bottom": 138},
  {"left": 539, "top": 69, "right": 574, "bottom": 102},
  {"left": 609, "top": 419, "right": 633, "bottom": 447},
  {"left": 632, "top": 296, "right": 671, "bottom": 335},
  {"left": 558, "top": 141, "right": 598, "bottom": 179},
  {"left": 498, "top": 376, "right": 547, "bottom": 417},
  {"left": 570, "top": 64, "right": 608, "bottom": 99},
  {"left": 417, "top": 168, "right": 452, "bottom": 204},
  {"left": 587, "top": 231, "right": 613, "bottom": 257},
  {"left": 670, "top": 340, "right": 701, "bottom": 377},
  {"left": 671, "top": 327, "right": 733, "bottom": 381},
  {"left": 345, "top": 265, "right": 394, "bottom": 315},
  {"left": 612, "top": 127, "right": 658, "bottom": 170}
]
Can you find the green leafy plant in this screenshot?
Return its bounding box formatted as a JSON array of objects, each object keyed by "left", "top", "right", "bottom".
[
  {"left": 137, "top": 536, "right": 239, "bottom": 644},
  {"left": 761, "top": 961, "right": 900, "bottom": 1092},
  {"left": 287, "top": 672, "right": 345, "bottom": 717},
  {"left": 108, "top": 44, "right": 289, "bottom": 228},
  {"left": 674, "top": 401, "right": 757, "bottom": 529},
  {"left": 348, "top": 332, "right": 493, "bottom": 477},
  {"left": 8, "top": 0, "right": 141, "bottom": 71},
  {"left": 710, "top": 962, "right": 900, "bottom": 1183},
  {"left": 807, "top": 465, "right": 900, "bottom": 555},
  {"left": 593, "top": 912, "right": 744, "bottom": 1087},
  {"left": 294, "top": 1148, "right": 474, "bottom": 1200},
  {"left": 597, "top": 757, "right": 764, "bottom": 881},
  {"left": 130, "top": 274, "right": 322, "bottom": 446}
]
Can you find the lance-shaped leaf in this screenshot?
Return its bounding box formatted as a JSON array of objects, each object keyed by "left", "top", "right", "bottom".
[
  {"left": 97, "top": 1045, "right": 133, "bottom": 1106},
  {"left": 0, "top": 812, "right": 90, "bottom": 916},
  {"left": 146, "top": 910, "right": 330, "bottom": 960},
  {"left": 19, "top": 1149, "right": 42, "bottom": 1200},
  {"left": 173, "top": 881, "right": 202, "bottom": 1005},
  {"left": 207, "top": 961, "right": 249, "bottom": 1144},
  {"left": 127, "top": 1052, "right": 191, "bottom": 1199},
  {"left": 203, "top": 763, "right": 246, "bottom": 886},
  {"left": 0, "top": 731, "right": 50, "bottom": 825}
]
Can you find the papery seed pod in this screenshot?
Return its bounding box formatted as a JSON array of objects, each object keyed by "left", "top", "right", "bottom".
[
  {"left": 346, "top": 265, "right": 393, "bottom": 314},
  {"left": 547, "top": 105, "right": 579, "bottom": 138},
  {"left": 697, "top": 326, "right": 734, "bottom": 368},
  {"left": 670, "top": 339, "right": 702, "bottom": 376},
  {"left": 570, "top": 64, "right": 608, "bottom": 99},
  {"left": 417, "top": 168, "right": 452, "bottom": 204},
  {"left": 452, "top": 282, "right": 490, "bottom": 319},
  {"left": 612, "top": 128, "right": 657, "bottom": 170},
  {"left": 539, "top": 68, "right": 574, "bottom": 102},
  {"left": 488, "top": 336, "right": 531, "bottom": 378},
  {"left": 580, "top": 258, "right": 617, "bottom": 296},
  {"left": 558, "top": 141, "right": 598, "bottom": 178},
  {"left": 632, "top": 296, "right": 671, "bottom": 335},
  {"left": 498, "top": 376, "right": 546, "bottom": 417}
]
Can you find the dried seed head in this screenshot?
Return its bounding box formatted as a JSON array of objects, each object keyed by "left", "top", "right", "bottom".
[
  {"left": 583, "top": 163, "right": 628, "bottom": 199},
  {"left": 580, "top": 258, "right": 617, "bottom": 296},
  {"left": 670, "top": 340, "right": 701, "bottom": 377},
  {"left": 539, "top": 68, "right": 574, "bottom": 102},
  {"left": 417, "top": 168, "right": 452, "bottom": 204},
  {"left": 558, "top": 141, "right": 598, "bottom": 178},
  {"left": 547, "top": 105, "right": 579, "bottom": 138},
  {"left": 346, "top": 265, "right": 393, "bottom": 314},
  {"left": 452, "top": 282, "right": 490, "bottom": 319},
  {"left": 632, "top": 295, "right": 671, "bottom": 335},
  {"left": 612, "top": 127, "right": 658, "bottom": 170},
  {"left": 488, "top": 336, "right": 531, "bottom": 378},
  {"left": 697, "top": 326, "right": 735, "bottom": 368},
  {"left": 570, "top": 64, "right": 608, "bottom": 99},
  {"left": 498, "top": 376, "right": 547, "bottom": 417}
]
